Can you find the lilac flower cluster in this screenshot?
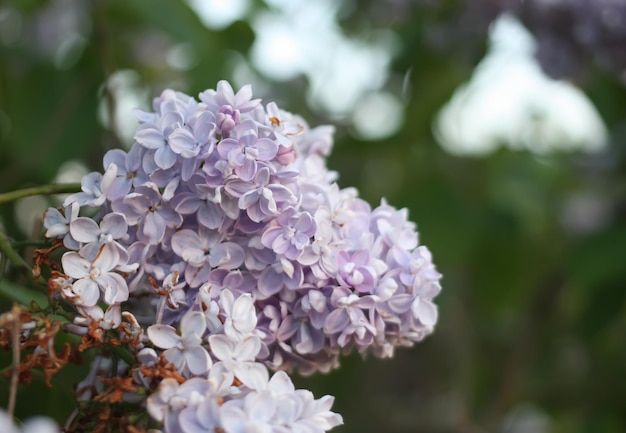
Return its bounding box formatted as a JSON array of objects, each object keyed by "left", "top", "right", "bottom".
[{"left": 43, "top": 81, "right": 441, "bottom": 432}]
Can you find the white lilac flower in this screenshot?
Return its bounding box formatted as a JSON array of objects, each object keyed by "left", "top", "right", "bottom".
[
  {"left": 178, "top": 397, "right": 223, "bottom": 433},
  {"left": 61, "top": 246, "right": 128, "bottom": 306},
  {"left": 220, "top": 392, "right": 275, "bottom": 433},
  {"left": 265, "top": 101, "right": 305, "bottom": 148},
  {"left": 171, "top": 228, "right": 244, "bottom": 288},
  {"left": 147, "top": 377, "right": 218, "bottom": 433},
  {"left": 147, "top": 311, "right": 212, "bottom": 376},
  {"left": 69, "top": 212, "right": 128, "bottom": 261},
  {"left": 43, "top": 202, "right": 80, "bottom": 249},
  {"left": 209, "top": 334, "right": 267, "bottom": 390},
  {"left": 147, "top": 371, "right": 341, "bottom": 433},
  {"left": 63, "top": 165, "right": 117, "bottom": 208},
  {"left": 76, "top": 304, "right": 122, "bottom": 330},
  {"left": 160, "top": 271, "right": 186, "bottom": 309},
  {"left": 219, "top": 290, "right": 257, "bottom": 341}
]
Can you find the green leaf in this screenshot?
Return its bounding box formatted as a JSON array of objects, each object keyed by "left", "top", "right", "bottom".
[{"left": 0, "top": 280, "right": 47, "bottom": 307}]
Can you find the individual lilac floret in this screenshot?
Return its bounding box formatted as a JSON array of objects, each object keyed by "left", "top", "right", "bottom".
[
  {"left": 219, "top": 290, "right": 258, "bottom": 341},
  {"left": 134, "top": 110, "right": 184, "bottom": 170},
  {"left": 217, "top": 119, "right": 279, "bottom": 181},
  {"left": 225, "top": 166, "right": 297, "bottom": 222},
  {"left": 147, "top": 311, "right": 212, "bottom": 376},
  {"left": 147, "top": 377, "right": 221, "bottom": 433},
  {"left": 61, "top": 245, "right": 128, "bottom": 307},
  {"left": 261, "top": 208, "right": 316, "bottom": 261},
  {"left": 171, "top": 228, "right": 245, "bottom": 288},
  {"left": 43, "top": 202, "right": 80, "bottom": 249},
  {"left": 168, "top": 110, "right": 216, "bottom": 159},
  {"left": 69, "top": 212, "right": 128, "bottom": 261},
  {"left": 102, "top": 146, "right": 148, "bottom": 200},
  {"left": 209, "top": 334, "right": 268, "bottom": 390},
  {"left": 336, "top": 250, "right": 377, "bottom": 293},
  {"left": 63, "top": 165, "right": 117, "bottom": 208},
  {"left": 199, "top": 81, "right": 261, "bottom": 117},
  {"left": 112, "top": 182, "right": 182, "bottom": 244}
]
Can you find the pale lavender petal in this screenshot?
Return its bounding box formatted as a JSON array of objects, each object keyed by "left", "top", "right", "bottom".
[
  {"left": 164, "top": 348, "right": 185, "bottom": 371},
  {"left": 208, "top": 334, "right": 233, "bottom": 361},
  {"left": 231, "top": 295, "right": 256, "bottom": 335},
  {"left": 171, "top": 229, "right": 203, "bottom": 256},
  {"left": 61, "top": 252, "right": 90, "bottom": 279},
  {"left": 94, "top": 244, "right": 120, "bottom": 272},
  {"left": 198, "top": 202, "right": 223, "bottom": 229},
  {"left": 238, "top": 191, "right": 259, "bottom": 210},
  {"left": 69, "top": 218, "right": 99, "bottom": 243},
  {"left": 135, "top": 125, "right": 163, "bottom": 149},
  {"left": 100, "top": 213, "right": 128, "bottom": 239},
  {"left": 208, "top": 242, "right": 244, "bottom": 269},
  {"left": 386, "top": 294, "right": 413, "bottom": 314},
  {"left": 181, "top": 311, "right": 207, "bottom": 337},
  {"left": 412, "top": 298, "right": 438, "bottom": 326},
  {"left": 235, "top": 363, "right": 270, "bottom": 392},
  {"left": 225, "top": 179, "right": 253, "bottom": 197},
  {"left": 72, "top": 278, "right": 100, "bottom": 306},
  {"left": 168, "top": 128, "right": 197, "bottom": 157},
  {"left": 236, "top": 159, "right": 256, "bottom": 181},
  {"left": 175, "top": 195, "right": 201, "bottom": 214},
  {"left": 257, "top": 267, "right": 284, "bottom": 297},
  {"left": 323, "top": 310, "right": 350, "bottom": 334},
  {"left": 143, "top": 211, "right": 166, "bottom": 244},
  {"left": 100, "top": 273, "right": 129, "bottom": 304},
  {"left": 276, "top": 316, "right": 299, "bottom": 341},
  {"left": 158, "top": 206, "right": 183, "bottom": 227},
  {"left": 233, "top": 335, "right": 261, "bottom": 361},
  {"left": 155, "top": 145, "right": 177, "bottom": 169},
  {"left": 255, "top": 138, "right": 278, "bottom": 161},
  {"left": 147, "top": 324, "right": 180, "bottom": 349},
  {"left": 185, "top": 346, "right": 212, "bottom": 375}
]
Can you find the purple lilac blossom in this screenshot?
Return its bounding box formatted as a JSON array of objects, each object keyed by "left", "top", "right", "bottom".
[{"left": 47, "top": 80, "right": 441, "bottom": 432}]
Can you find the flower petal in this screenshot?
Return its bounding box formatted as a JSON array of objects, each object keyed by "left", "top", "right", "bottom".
[{"left": 147, "top": 324, "right": 180, "bottom": 349}]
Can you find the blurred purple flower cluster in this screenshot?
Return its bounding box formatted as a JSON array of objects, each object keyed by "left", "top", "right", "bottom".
[{"left": 44, "top": 81, "right": 442, "bottom": 432}]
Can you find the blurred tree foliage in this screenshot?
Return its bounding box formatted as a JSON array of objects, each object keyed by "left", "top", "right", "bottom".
[{"left": 1, "top": 1, "right": 625, "bottom": 432}]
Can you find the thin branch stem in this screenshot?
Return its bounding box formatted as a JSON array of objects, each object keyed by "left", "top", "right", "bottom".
[
  {"left": 11, "top": 240, "right": 50, "bottom": 249},
  {"left": 0, "top": 183, "right": 81, "bottom": 206},
  {"left": 0, "top": 230, "right": 30, "bottom": 271}
]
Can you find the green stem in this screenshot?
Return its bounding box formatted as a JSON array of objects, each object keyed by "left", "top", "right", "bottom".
[
  {"left": 11, "top": 240, "right": 50, "bottom": 249},
  {"left": 0, "top": 183, "right": 81, "bottom": 205},
  {"left": 0, "top": 230, "right": 30, "bottom": 270}
]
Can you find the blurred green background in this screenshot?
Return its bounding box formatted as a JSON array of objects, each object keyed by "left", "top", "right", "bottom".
[{"left": 1, "top": 1, "right": 626, "bottom": 432}]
